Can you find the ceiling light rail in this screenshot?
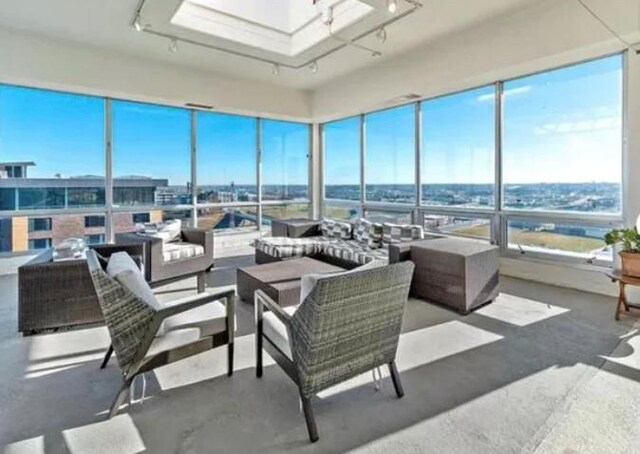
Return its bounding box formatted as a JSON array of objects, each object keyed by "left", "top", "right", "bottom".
[{"left": 130, "top": 0, "right": 423, "bottom": 73}]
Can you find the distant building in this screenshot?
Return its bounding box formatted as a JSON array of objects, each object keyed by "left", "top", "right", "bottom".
[{"left": 0, "top": 161, "right": 169, "bottom": 253}]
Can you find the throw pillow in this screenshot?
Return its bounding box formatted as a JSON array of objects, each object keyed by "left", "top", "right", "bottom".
[
  {"left": 353, "top": 218, "right": 383, "bottom": 248},
  {"left": 320, "top": 218, "right": 352, "bottom": 239},
  {"left": 382, "top": 223, "right": 425, "bottom": 245}
]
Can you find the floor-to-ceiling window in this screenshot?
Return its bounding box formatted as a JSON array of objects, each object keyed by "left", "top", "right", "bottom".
[
  {"left": 261, "top": 119, "right": 310, "bottom": 223},
  {"left": 112, "top": 100, "right": 192, "bottom": 231},
  {"left": 321, "top": 53, "right": 624, "bottom": 266},
  {"left": 501, "top": 55, "right": 623, "bottom": 260},
  {"left": 364, "top": 104, "right": 416, "bottom": 205},
  {"left": 0, "top": 86, "right": 105, "bottom": 252},
  {"left": 197, "top": 112, "right": 258, "bottom": 230},
  {"left": 322, "top": 116, "right": 361, "bottom": 220}
]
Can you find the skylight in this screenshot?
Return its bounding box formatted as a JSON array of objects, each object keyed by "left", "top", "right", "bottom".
[{"left": 171, "top": 0, "right": 375, "bottom": 56}]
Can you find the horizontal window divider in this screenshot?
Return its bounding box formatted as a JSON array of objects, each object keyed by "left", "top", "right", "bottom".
[
  {"left": 195, "top": 202, "right": 258, "bottom": 209},
  {"left": 260, "top": 200, "right": 310, "bottom": 206},
  {"left": 502, "top": 248, "right": 611, "bottom": 268},
  {"left": 500, "top": 210, "right": 623, "bottom": 225},
  {"left": 419, "top": 206, "right": 496, "bottom": 217},
  {"left": 323, "top": 199, "right": 361, "bottom": 205},
  {"left": 0, "top": 207, "right": 108, "bottom": 217},
  {"left": 111, "top": 205, "right": 194, "bottom": 213},
  {"left": 363, "top": 202, "right": 416, "bottom": 211}
]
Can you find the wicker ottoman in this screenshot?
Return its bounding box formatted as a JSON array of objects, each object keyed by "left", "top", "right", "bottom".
[
  {"left": 410, "top": 238, "right": 499, "bottom": 314},
  {"left": 237, "top": 257, "right": 344, "bottom": 307}
]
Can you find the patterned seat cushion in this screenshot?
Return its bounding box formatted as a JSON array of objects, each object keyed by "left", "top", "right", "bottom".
[
  {"left": 162, "top": 242, "right": 205, "bottom": 263},
  {"left": 254, "top": 236, "right": 332, "bottom": 259},
  {"left": 320, "top": 240, "right": 389, "bottom": 266},
  {"left": 320, "top": 218, "right": 353, "bottom": 239},
  {"left": 382, "top": 223, "right": 425, "bottom": 245},
  {"left": 353, "top": 218, "right": 383, "bottom": 248}
]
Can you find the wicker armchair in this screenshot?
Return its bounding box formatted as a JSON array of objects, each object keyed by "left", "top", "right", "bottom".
[
  {"left": 255, "top": 261, "right": 415, "bottom": 442},
  {"left": 115, "top": 227, "right": 214, "bottom": 291},
  {"left": 85, "top": 249, "right": 235, "bottom": 418}
]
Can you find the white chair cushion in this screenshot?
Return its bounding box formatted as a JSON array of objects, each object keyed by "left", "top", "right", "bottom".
[
  {"left": 106, "top": 252, "right": 164, "bottom": 333},
  {"left": 145, "top": 219, "right": 182, "bottom": 244},
  {"left": 162, "top": 242, "right": 205, "bottom": 263},
  {"left": 146, "top": 327, "right": 202, "bottom": 358},
  {"left": 262, "top": 306, "right": 298, "bottom": 359},
  {"left": 162, "top": 299, "right": 229, "bottom": 337}
]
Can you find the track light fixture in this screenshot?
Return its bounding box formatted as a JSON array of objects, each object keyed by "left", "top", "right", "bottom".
[
  {"left": 271, "top": 63, "right": 280, "bottom": 76},
  {"left": 309, "top": 61, "right": 319, "bottom": 74},
  {"left": 376, "top": 27, "right": 387, "bottom": 43},
  {"left": 387, "top": 0, "right": 398, "bottom": 14},
  {"left": 168, "top": 39, "right": 178, "bottom": 53}
]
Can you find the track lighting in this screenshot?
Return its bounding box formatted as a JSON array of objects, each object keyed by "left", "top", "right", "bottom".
[
  {"left": 133, "top": 14, "right": 146, "bottom": 32},
  {"left": 387, "top": 0, "right": 398, "bottom": 13},
  {"left": 309, "top": 61, "right": 318, "bottom": 74},
  {"left": 168, "top": 39, "right": 178, "bottom": 53},
  {"left": 271, "top": 63, "right": 280, "bottom": 76},
  {"left": 376, "top": 27, "right": 387, "bottom": 43}
]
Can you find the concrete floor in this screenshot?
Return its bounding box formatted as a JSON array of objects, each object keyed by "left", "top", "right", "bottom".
[{"left": 2, "top": 255, "right": 640, "bottom": 453}]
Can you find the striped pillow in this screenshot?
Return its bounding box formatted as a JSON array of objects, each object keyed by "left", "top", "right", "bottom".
[
  {"left": 320, "top": 218, "right": 352, "bottom": 239},
  {"left": 353, "top": 218, "right": 383, "bottom": 248},
  {"left": 382, "top": 223, "right": 424, "bottom": 245}
]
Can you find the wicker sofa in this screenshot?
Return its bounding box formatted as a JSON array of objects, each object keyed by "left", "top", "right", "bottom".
[{"left": 255, "top": 218, "right": 426, "bottom": 269}]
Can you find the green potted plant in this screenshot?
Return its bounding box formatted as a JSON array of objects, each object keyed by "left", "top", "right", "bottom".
[{"left": 605, "top": 227, "right": 640, "bottom": 277}]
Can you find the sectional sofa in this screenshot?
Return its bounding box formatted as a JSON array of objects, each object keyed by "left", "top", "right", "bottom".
[{"left": 255, "top": 218, "right": 426, "bottom": 269}]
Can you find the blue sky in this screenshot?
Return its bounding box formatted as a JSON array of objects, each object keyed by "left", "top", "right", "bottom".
[
  {"left": 0, "top": 88, "right": 308, "bottom": 186},
  {"left": 325, "top": 54, "right": 623, "bottom": 185},
  {"left": 0, "top": 55, "right": 622, "bottom": 187}
]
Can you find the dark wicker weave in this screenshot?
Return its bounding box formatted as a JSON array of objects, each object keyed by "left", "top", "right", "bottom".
[
  {"left": 86, "top": 249, "right": 235, "bottom": 418},
  {"left": 18, "top": 244, "right": 144, "bottom": 335},
  {"left": 255, "top": 261, "right": 415, "bottom": 442},
  {"left": 271, "top": 218, "right": 322, "bottom": 238}
]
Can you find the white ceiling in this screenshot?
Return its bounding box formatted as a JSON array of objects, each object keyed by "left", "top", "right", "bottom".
[{"left": 0, "top": 0, "right": 539, "bottom": 90}]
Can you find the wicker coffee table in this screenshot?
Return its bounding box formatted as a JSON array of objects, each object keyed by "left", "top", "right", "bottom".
[{"left": 237, "top": 257, "right": 344, "bottom": 307}]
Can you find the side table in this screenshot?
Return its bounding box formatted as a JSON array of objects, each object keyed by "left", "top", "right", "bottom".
[{"left": 606, "top": 271, "right": 640, "bottom": 320}]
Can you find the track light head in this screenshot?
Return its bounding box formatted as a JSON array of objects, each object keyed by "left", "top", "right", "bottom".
[
  {"left": 271, "top": 63, "right": 280, "bottom": 76},
  {"left": 168, "top": 39, "right": 178, "bottom": 53},
  {"left": 133, "top": 14, "right": 146, "bottom": 32},
  {"left": 387, "top": 0, "right": 398, "bottom": 13},
  {"left": 376, "top": 27, "right": 387, "bottom": 43},
  {"left": 309, "top": 61, "right": 319, "bottom": 74}
]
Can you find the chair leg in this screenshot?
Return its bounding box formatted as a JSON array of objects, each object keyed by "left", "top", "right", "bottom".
[
  {"left": 100, "top": 345, "right": 114, "bottom": 369},
  {"left": 108, "top": 380, "right": 131, "bottom": 419},
  {"left": 227, "top": 342, "right": 234, "bottom": 377},
  {"left": 197, "top": 272, "right": 205, "bottom": 293},
  {"left": 300, "top": 394, "right": 319, "bottom": 443},
  {"left": 388, "top": 361, "right": 404, "bottom": 398},
  {"left": 255, "top": 298, "right": 263, "bottom": 378}
]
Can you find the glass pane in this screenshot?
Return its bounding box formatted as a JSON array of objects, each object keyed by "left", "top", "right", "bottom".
[
  {"left": 262, "top": 204, "right": 310, "bottom": 224},
  {"left": 0, "top": 218, "right": 12, "bottom": 253},
  {"left": 197, "top": 112, "right": 257, "bottom": 204},
  {"left": 324, "top": 116, "right": 360, "bottom": 201},
  {"left": 507, "top": 219, "right": 609, "bottom": 259},
  {"left": 112, "top": 100, "right": 191, "bottom": 206},
  {"left": 198, "top": 207, "right": 258, "bottom": 230},
  {"left": 365, "top": 105, "right": 415, "bottom": 203},
  {"left": 422, "top": 86, "right": 495, "bottom": 208},
  {"left": 323, "top": 203, "right": 360, "bottom": 221},
  {"left": 502, "top": 56, "right": 622, "bottom": 213},
  {"left": 364, "top": 210, "right": 413, "bottom": 224},
  {"left": 261, "top": 120, "right": 309, "bottom": 202},
  {"left": 423, "top": 214, "right": 491, "bottom": 241}
]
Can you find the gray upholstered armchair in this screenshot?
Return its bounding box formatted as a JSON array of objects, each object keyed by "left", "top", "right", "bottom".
[
  {"left": 116, "top": 227, "right": 214, "bottom": 291},
  {"left": 255, "top": 261, "right": 415, "bottom": 442},
  {"left": 86, "top": 249, "right": 234, "bottom": 418}
]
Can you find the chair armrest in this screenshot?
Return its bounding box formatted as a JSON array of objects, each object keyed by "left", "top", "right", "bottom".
[
  {"left": 255, "top": 289, "right": 292, "bottom": 324},
  {"left": 181, "top": 228, "right": 211, "bottom": 247},
  {"left": 156, "top": 288, "right": 235, "bottom": 320}
]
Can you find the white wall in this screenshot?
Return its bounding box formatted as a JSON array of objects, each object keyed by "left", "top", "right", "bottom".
[
  {"left": 0, "top": 27, "right": 311, "bottom": 120},
  {"left": 311, "top": 0, "right": 640, "bottom": 120}
]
